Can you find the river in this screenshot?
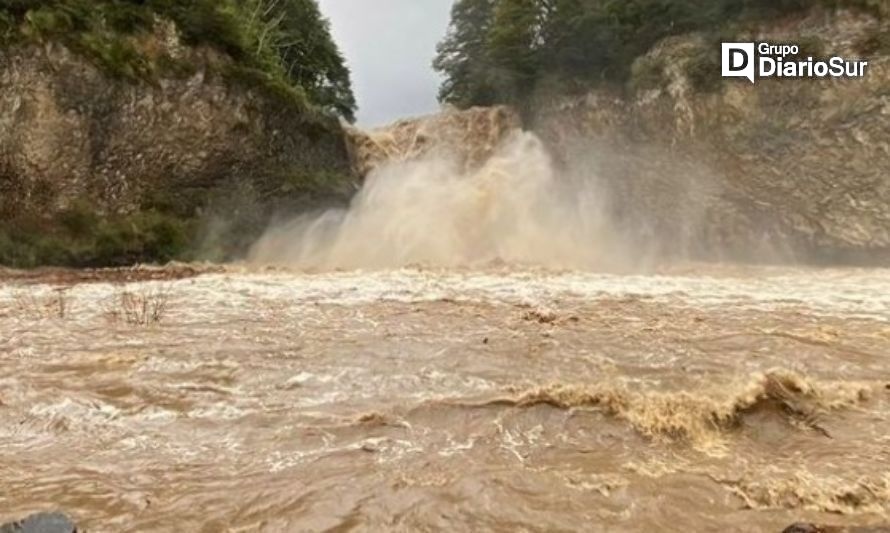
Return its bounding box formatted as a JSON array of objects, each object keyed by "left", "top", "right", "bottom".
[{"left": 1, "top": 264, "right": 889, "bottom": 531}]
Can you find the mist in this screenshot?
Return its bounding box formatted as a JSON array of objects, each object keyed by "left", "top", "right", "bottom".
[
  {"left": 246, "top": 119, "right": 799, "bottom": 272},
  {"left": 247, "top": 131, "right": 640, "bottom": 271}
]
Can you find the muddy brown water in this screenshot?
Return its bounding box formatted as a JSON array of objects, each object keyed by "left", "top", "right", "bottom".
[{"left": 1, "top": 265, "right": 889, "bottom": 532}]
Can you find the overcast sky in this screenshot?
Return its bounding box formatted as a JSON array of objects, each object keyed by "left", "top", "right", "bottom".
[{"left": 319, "top": 0, "right": 454, "bottom": 127}]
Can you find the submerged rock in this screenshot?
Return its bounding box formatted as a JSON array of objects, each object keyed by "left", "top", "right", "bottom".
[
  {"left": 784, "top": 523, "right": 822, "bottom": 533},
  {"left": 0, "top": 513, "right": 77, "bottom": 533},
  {"left": 783, "top": 524, "right": 890, "bottom": 533}
]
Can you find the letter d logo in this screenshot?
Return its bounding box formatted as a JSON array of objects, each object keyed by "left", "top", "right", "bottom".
[{"left": 722, "top": 43, "right": 755, "bottom": 84}]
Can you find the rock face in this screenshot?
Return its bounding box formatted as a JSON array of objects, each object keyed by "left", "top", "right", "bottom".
[
  {"left": 0, "top": 512, "right": 77, "bottom": 533},
  {"left": 534, "top": 9, "right": 890, "bottom": 264},
  {"left": 0, "top": 39, "right": 356, "bottom": 238},
  {"left": 345, "top": 105, "right": 521, "bottom": 177}
]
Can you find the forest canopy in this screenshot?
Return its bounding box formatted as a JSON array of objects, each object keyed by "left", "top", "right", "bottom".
[
  {"left": 0, "top": 0, "right": 357, "bottom": 121},
  {"left": 434, "top": 0, "right": 887, "bottom": 110}
]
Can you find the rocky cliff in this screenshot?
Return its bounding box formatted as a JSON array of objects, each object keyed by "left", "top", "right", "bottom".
[
  {"left": 5, "top": 6, "right": 887, "bottom": 268},
  {"left": 343, "top": 8, "right": 889, "bottom": 266},
  {"left": 0, "top": 26, "right": 357, "bottom": 266},
  {"left": 345, "top": 105, "right": 521, "bottom": 177},
  {"left": 534, "top": 8, "right": 890, "bottom": 264}
]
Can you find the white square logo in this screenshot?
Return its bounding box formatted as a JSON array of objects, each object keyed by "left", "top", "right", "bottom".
[{"left": 722, "top": 43, "right": 755, "bottom": 84}]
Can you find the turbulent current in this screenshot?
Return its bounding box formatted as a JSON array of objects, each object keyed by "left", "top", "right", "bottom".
[
  {"left": 2, "top": 128, "right": 890, "bottom": 531},
  {"left": 1, "top": 265, "right": 890, "bottom": 531}
]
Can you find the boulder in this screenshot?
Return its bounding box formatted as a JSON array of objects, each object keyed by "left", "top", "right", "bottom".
[{"left": 0, "top": 513, "right": 77, "bottom": 533}]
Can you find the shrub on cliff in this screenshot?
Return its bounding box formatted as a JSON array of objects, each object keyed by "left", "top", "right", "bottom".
[
  {"left": 0, "top": 203, "right": 193, "bottom": 268},
  {"left": 0, "top": 0, "right": 356, "bottom": 121}
]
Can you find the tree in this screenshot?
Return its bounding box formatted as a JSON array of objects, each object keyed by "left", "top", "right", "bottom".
[
  {"left": 432, "top": 0, "right": 498, "bottom": 107},
  {"left": 538, "top": 0, "right": 616, "bottom": 82},
  {"left": 485, "top": 0, "right": 543, "bottom": 105},
  {"left": 266, "top": 0, "right": 357, "bottom": 122},
  {"left": 435, "top": 0, "right": 879, "bottom": 111}
]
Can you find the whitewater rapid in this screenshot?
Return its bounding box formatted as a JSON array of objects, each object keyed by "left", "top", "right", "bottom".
[{"left": 1, "top": 265, "right": 889, "bottom": 530}]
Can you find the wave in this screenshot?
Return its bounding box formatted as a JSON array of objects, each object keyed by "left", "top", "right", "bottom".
[
  {"left": 721, "top": 471, "right": 890, "bottom": 514},
  {"left": 457, "top": 369, "right": 872, "bottom": 451}
]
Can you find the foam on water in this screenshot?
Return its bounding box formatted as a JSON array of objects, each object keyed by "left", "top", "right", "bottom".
[
  {"left": 2, "top": 266, "right": 889, "bottom": 321},
  {"left": 2, "top": 265, "right": 890, "bottom": 530}
]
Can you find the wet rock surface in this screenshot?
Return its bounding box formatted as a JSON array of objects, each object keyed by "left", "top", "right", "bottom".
[
  {"left": 783, "top": 523, "right": 890, "bottom": 532},
  {"left": 0, "top": 513, "right": 76, "bottom": 533}
]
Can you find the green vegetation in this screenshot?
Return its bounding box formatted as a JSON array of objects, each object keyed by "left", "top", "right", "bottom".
[
  {"left": 0, "top": 205, "right": 194, "bottom": 268},
  {"left": 0, "top": 0, "right": 359, "bottom": 268},
  {"left": 435, "top": 0, "right": 886, "bottom": 108},
  {"left": 0, "top": 0, "right": 356, "bottom": 121}
]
